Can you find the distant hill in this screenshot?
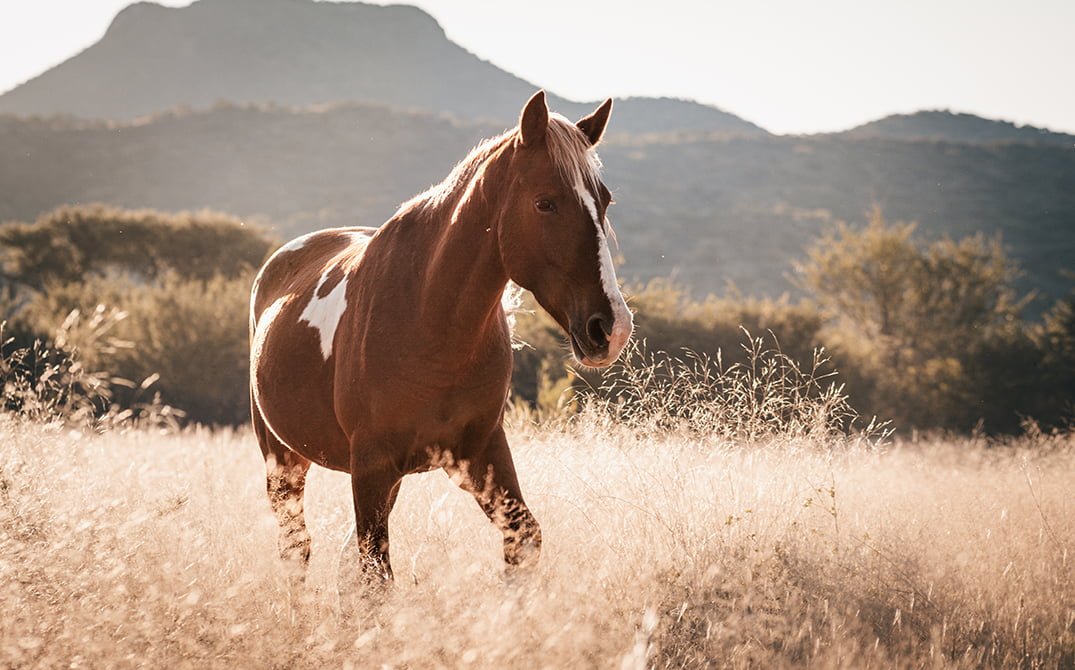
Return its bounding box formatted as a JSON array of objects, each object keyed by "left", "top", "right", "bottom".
[
  {"left": 0, "top": 0, "right": 764, "bottom": 137},
  {"left": 1, "top": 0, "right": 1072, "bottom": 312},
  {"left": 840, "top": 110, "right": 1075, "bottom": 147},
  {"left": 2, "top": 104, "right": 1072, "bottom": 309}
]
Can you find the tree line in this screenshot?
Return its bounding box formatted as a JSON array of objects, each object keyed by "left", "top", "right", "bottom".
[{"left": 2, "top": 204, "right": 1072, "bottom": 432}]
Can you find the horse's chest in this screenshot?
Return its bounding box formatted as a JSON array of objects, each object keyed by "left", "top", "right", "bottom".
[
  {"left": 337, "top": 344, "right": 510, "bottom": 440},
  {"left": 387, "top": 362, "right": 506, "bottom": 422}
]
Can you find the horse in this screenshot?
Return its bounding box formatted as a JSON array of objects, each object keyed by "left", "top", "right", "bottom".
[{"left": 248, "top": 91, "right": 633, "bottom": 587}]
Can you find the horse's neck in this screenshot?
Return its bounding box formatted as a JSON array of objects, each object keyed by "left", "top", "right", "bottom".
[{"left": 388, "top": 160, "right": 511, "bottom": 354}]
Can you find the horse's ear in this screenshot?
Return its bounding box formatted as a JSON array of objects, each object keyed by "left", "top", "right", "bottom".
[
  {"left": 519, "top": 90, "right": 548, "bottom": 147},
  {"left": 577, "top": 98, "right": 613, "bottom": 146}
]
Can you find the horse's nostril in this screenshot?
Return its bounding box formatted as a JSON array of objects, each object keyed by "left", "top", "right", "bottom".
[{"left": 586, "top": 314, "right": 610, "bottom": 347}]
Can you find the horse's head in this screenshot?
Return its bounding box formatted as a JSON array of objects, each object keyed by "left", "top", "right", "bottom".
[{"left": 497, "top": 91, "right": 633, "bottom": 368}]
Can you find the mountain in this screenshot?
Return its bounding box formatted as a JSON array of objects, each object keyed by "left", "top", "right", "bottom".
[
  {"left": 840, "top": 110, "right": 1075, "bottom": 147},
  {"left": 2, "top": 104, "right": 1072, "bottom": 309},
  {"left": 0, "top": 0, "right": 764, "bottom": 137},
  {"left": 0, "top": 0, "right": 1072, "bottom": 312}
]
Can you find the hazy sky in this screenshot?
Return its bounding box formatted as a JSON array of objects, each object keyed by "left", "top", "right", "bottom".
[{"left": 1, "top": 0, "right": 1072, "bottom": 134}]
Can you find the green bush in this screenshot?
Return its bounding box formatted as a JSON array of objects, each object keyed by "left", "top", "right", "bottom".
[
  {"left": 797, "top": 208, "right": 1069, "bottom": 432},
  {"left": 1033, "top": 288, "right": 1075, "bottom": 423},
  {"left": 0, "top": 204, "right": 272, "bottom": 425},
  {"left": 627, "top": 278, "right": 824, "bottom": 367},
  {"left": 0, "top": 204, "right": 273, "bottom": 291},
  {"left": 23, "top": 273, "right": 252, "bottom": 425}
]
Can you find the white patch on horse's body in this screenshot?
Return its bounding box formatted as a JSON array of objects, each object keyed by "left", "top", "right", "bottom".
[
  {"left": 278, "top": 232, "right": 316, "bottom": 255},
  {"left": 249, "top": 231, "right": 319, "bottom": 326},
  {"left": 251, "top": 295, "right": 289, "bottom": 372},
  {"left": 250, "top": 296, "right": 297, "bottom": 450},
  {"left": 250, "top": 230, "right": 371, "bottom": 322},
  {"left": 300, "top": 271, "right": 350, "bottom": 360}
]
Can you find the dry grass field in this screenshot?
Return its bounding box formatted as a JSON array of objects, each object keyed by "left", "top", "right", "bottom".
[{"left": 1, "top": 412, "right": 1072, "bottom": 669}]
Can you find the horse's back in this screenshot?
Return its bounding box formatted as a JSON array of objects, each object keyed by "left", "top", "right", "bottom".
[
  {"left": 250, "top": 227, "right": 376, "bottom": 325},
  {"left": 250, "top": 226, "right": 376, "bottom": 471}
]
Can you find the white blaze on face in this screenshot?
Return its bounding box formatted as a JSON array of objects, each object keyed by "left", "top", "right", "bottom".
[
  {"left": 574, "top": 176, "right": 633, "bottom": 362},
  {"left": 299, "top": 270, "right": 350, "bottom": 360}
]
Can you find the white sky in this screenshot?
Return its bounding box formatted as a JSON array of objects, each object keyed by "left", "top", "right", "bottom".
[{"left": 1, "top": 0, "right": 1072, "bottom": 134}]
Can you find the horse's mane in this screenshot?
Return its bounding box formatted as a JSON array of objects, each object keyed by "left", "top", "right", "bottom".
[
  {"left": 398, "top": 132, "right": 513, "bottom": 215},
  {"left": 398, "top": 114, "right": 603, "bottom": 218}
]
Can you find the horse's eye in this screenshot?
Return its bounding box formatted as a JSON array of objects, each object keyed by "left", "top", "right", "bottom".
[{"left": 535, "top": 199, "right": 556, "bottom": 213}]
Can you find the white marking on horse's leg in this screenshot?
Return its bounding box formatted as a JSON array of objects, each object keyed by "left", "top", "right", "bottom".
[
  {"left": 574, "top": 179, "right": 633, "bottom": 360},
  {"left": 299, "top": 271, "right": 350, "bottom": 360}
]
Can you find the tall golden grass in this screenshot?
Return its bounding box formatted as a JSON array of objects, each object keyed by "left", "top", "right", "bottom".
[{"left": 1, "top": 412, "right": 1071, "bottom": 668}]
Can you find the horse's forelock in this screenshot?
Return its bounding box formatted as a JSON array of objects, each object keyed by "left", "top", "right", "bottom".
[{"left": 546, "top": 114, "right": 604, "bottom": 203}]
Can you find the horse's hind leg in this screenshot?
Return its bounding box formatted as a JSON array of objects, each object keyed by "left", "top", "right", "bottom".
[{"left": 252, "top": 403, "right": 313, "bottom": 575}]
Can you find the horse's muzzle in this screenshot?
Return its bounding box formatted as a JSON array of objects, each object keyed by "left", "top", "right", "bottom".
[{"left": 569, "top": 312, "right": 632, "bottom": 368}]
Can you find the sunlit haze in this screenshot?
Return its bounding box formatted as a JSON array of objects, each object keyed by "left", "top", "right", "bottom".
[{"left": 1, "top": 0, "right": 1072, "bottom": 134}]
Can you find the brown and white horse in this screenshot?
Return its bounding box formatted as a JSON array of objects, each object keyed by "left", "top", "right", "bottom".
[{"left": 249, "top": 91, "right": 632, "bottom": 586}]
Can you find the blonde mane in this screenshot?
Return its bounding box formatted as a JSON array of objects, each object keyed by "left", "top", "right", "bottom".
[
  {"left": 400, "top": 113, "right": 604, "bottom": 217},
  {"left": 399, "top": 131, "right": 513, "bottom": 214}
]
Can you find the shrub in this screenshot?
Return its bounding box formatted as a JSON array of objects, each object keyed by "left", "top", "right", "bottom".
[
  {"left": 19, "top": 273, "right": 251, "bottom": 425},
  {"left": 627, "top": 278, "right": 824, "bottom": 367},
  {"left": 0, "top": 310, "right": 180, "bottom": 429},
  {"left": 1034, "top": 288, "right": 1075, "bottom": 424},
  {"left": 796, "top": 207, "right": 1062, "bottom": 432},
  {"left": 0, "top": 204, "right": 274, "bottom": 292}
]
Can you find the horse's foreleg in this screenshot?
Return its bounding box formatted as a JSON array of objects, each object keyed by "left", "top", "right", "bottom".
[
  {"left": 342, "top": 447, "right": 401, "bottom": 586},
  {"left": 453, "top": 427, "right": 541, "bottom": 570},
  {"left": 337, "top": 459, "right": 400, "bottom": 619}
]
